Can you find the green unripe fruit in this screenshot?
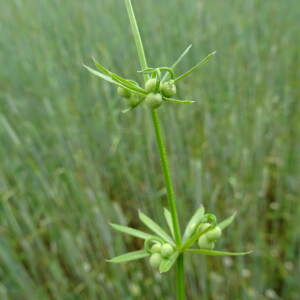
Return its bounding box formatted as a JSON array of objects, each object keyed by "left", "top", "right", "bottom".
[
  {"left": 145, "top": 93, "right": 163, "bottom": 109},
  {"left": 151, "top": 243, "right": 162, "bottom": 253},
  {"left": 149, "top": 253, "right": 162, "bottom": 268},
  {"left": 145, "top": 78, "right": 158, "bottom": 93},
  {"left": 160, "top": 80, "right": 176, "bottom": 97},
  {"left": 128, "top": 95, "right": 143, "bottom": 107},
  {"left": 198, "top": 235, "right": 215, "bottom": 249},
  {"left": 117, "top": 87, "right": 131, "bottom": 98},
  {"left": 206, "top": 226, "right": 222, "bottom": 241},
  {"left": 161, "top": 243, "right": 174, "bottom": 258}
]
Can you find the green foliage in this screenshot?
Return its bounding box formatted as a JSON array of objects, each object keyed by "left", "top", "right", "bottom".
[
  {"left": 85, "top": 43, "right": 205, "bottom": 111},
  {"left": 108, "top": 208, "right": 249, "bottom": 274},
  {"left": 107, "top": 249, "right": 149, "bottom": 263}
]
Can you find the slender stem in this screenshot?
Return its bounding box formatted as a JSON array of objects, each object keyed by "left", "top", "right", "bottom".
[
  {"left": 176, "top": 254, "right": 185, "bottom": 300},
  {"left": 150, "top": 110, "right": 181, "bottom": 244},
  {"left": 124, "top": 0, "right": 148, "bottom": 82},
  {"left": 124, "top": 1, "right": 185, "bottom": 299}
]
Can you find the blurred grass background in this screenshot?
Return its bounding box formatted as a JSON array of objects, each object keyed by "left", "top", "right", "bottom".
[{"left": 0, "top": 0, "right": 299, "bottom": 299}]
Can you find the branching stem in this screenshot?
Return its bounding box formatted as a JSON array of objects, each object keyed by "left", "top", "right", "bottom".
[{"left": 124, "top": 1, "right": 185, "bottom": 299}]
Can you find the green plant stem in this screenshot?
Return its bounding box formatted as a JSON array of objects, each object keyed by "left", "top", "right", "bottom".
[
  {"left": 124, "top": 0, "right": 148, "bottom": 82},
  {"left": 176, "top": 254, "right": 185, "bottom": 300},
  {"left": 124, "top": 0, "right": 185, "bottom": 299},
  {"left": 150, "top": 110, "right": 181, "bottom": 244},
  {"left": 151, "top": 110, "right": 185, "bottom": 300}
]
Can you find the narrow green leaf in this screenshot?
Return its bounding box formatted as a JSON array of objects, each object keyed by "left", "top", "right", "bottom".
[
  {"left": 218, "top": 212, "right": 237, "bottom": 230},
  {"left": 110, "top": 72, "right": 146, "bottom": 94},
  {"left": 92, "top": 58, "right": 111, "bottom": 76},
  {"left": 159, "top": 252, "right": 179, "bottom": 273},
  {"left": 107, "top": 249, "right": 149, "bottom": 263},
  {"left": 93, "top": 58, "right": 146, "bottom": 94},
  {"left": 84, "top": 65, "right": 115, "bottom": 84},
  {"left": 163, "top": 97, "right": 195, "bottom": 104},
  {"left": 128, "top": 79, "right": 139, "bottom": 85},
  {"left": 163, "top": 208, "right": 175, "bottom": 239},
  {"left": 162, "top": 44, "right": 192, "bottom": 82},
  {"left": 186, "top": 249, "right": 252, "bottom": 256},
  {"left": 138, "top": 211, "right": 174, "bottom": 245},
  {"left": 172, "top": 44, "right": 193, "bottom": 69},
  {"left": 84, "top": 65, "right": 145, "bottom": 97},
  {"left": 174, "top": 51, "right": 216, "bottom": 82},
  {"left": 110, "top": 223, "right": 152, "bottom": 240},
  {"left": 183, "top": 205, "right": 205, "bottom": 242}
]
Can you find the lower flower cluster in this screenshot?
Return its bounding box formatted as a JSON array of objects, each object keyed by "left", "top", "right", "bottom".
[
  {"left": 149, "top": 242, "right": 174, "bottom": 269},
  {"left": 108, "top": 206, "right": 251, "bottom": 274}
]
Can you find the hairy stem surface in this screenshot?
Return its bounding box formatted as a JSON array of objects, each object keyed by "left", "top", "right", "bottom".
[{"left": 124, "top": 0, "right": 185, "bottom": 299}]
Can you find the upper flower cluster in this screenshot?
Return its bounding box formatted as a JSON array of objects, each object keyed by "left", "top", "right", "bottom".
[{"left": 84, "top": 45, "right": 216, "bottom": 113}]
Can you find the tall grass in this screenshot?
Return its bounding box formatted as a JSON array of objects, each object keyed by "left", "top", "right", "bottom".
[{"left": 0, "top": 0, "right": 299, "bottom": 299}]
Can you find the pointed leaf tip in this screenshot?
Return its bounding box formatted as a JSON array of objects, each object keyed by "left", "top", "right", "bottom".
[
  {"left": 174, "top": 50, "right": 217, "bottom": 82},
  {"left": 183, "top": 205, "right": 205, "bottom": 242},
  {"left": 218, "top": 211, "right": 237, "bottom": 230},
  {"left": 186, "top": 249, "right": 253, "bottom": 256},
  {"left": 163, "top": 208, "right": 175, "bottom": 239},
  {"left": 110, "top": 223, "right": 152, "bottom": 240},
  {"left": 138, "top": 210, "right": 174, "bottom": 245},
  {"left": 107, "top": 249, "right": 149, "bottom": 263}
]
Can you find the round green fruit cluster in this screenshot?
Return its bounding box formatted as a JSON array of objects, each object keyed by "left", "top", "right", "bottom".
[
  {"left": 117, "top": 87, "right": 143, "bottom": 107},
  {"left": 117, "top": 77, "right": 177, "bottom": 110},
  {"left": 144, "top": 78, "right": 176, "bottom": 109},
  {"left": 197, "top": 223, "right": 222, "bottom": 250},
  {"left": 149, "top": 242, "right": 174, "bottom": 269}
]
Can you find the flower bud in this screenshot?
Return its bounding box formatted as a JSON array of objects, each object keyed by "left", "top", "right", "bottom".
[
  {"left": 117, "top": 87, "right": 131, "bottom": 98},
  {"left": 160, "top": 80, "right": 176, "bottom": 98},
  {"left": 149, "top": 253, "right": 162, "bottom": 269},
  {"left": 161, "top": 243, "right": 174, "bottom": 258},
  {"left": 145, "top": 78, "right": 158, "bottom": 93},
  {"left": 206, "top": 226, "right": 222, "bottom": 241},
  {"left": 198, "top": 235, "right": 215, "bottom": 249},
  {"left": 145, "top": 93, "right": 163, "bottom": 109},
  {"left": 151, "top": 243, "right": 162, "bottom": 253}
]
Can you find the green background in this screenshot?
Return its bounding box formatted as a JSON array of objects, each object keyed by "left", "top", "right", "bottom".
[{"left": 0, "top": 0, "right": 299, "bottom": 299}]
